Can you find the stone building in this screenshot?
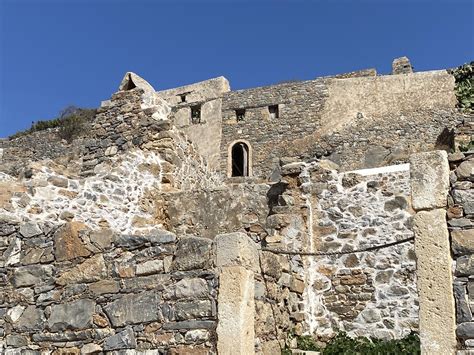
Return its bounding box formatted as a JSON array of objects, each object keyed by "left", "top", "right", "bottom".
[{"left": 0, "top": 57, "right": 472, "bottom": 354}]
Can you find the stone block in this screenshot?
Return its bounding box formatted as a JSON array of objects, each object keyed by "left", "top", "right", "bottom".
[
  {"left": 114, "top": 229, "right": 176, "bottom": 250},
  {"left": 103, "top": 327, "right": 136, "bottom": 351},
  {"left": 88, "top": 280, "right": 120, "bottom": 295},
  {"left": 217, "top": 266, "right": 254, "bottom": 355},
  {"left": 458, "top": 322, "right": 474, "bottom": 339},
  {"left": 452, "top": 230, "right": 474, "bottom": 256},
  {"left": 13, "top": 305, "right": 45, "bottom": 331},
  {"left": 175, "top": 300, "right": 213, "bottom": 321},
  {"left": 104, "top": 291, "right": 160, "bottom": 327},
  {"left": 214, "top": 232, "right": 258, "bottom": 272},
  {"left": 47, "top": 176, "right": 69, "bottom": 188},
  {"left": 53, "top": 222, "right": 91, "bottom": 261},
  {"left": 413, "top": 209, "right": 456, "bottom": 354},
  {"left": 19, "top": 222, "right": 42, "bottom": 238},
  {"left": 171, "top": 236, "right": 212, "bottom": 271},
  {"left": 457, "top": 255, "right": 474, "bottom": 276},
  {"left": 453, "top": 189, "right": 474, "bottom": 215},
  {"left": 48, "top": 299, "right": 95, "bottom": 331},
  {"left": 162, "top": 320, "right": 216, "bottom": 330},
  {"left": 457, "top": 159, "right": 474, "bottom": 181},
  {"left": 56, "top": 254, "right": 107, "bottom": 286},
  {"left": 410, "top": 151, "right": 449, "bottom": 211},
  {"left": 167, "top": 278, "right": 209, "bottom": 300},
  {"left": 13, "top": 264, "right": 53, "bottom": 287}
]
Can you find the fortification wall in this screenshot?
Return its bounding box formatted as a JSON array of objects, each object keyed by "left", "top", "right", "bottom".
[{"left": 221, "top": 70, "right": 458, "bottom": 179}]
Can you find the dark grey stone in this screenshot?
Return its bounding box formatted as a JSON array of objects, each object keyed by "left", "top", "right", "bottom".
[
  {"left": 48, "top": 299, "right": 95, "bottom": 331},
  {"left": 175, "top": 300, "right": 213, "bottom": 321},
  {"left": 457, "top": 256, "right": 474, "bottom": 277},
  {"left": 457, "top": 322, "right": 474, "bottom": 339},
  {"left": 6, "top": 334, "right": 29, "bottom": 347},
  {"left": 19, "top": 222, "right": 42, "bottom": 238},
  {"left": 162, "top": 320, "right": 216, "bottom": 330},
  {"left": 114, "top": 229, "right": 176, "bottom": 249},
  {"left": 104, "top": 291, "right": 161, "bottom": 327},
  {"left": 171, "top": 236, "right": 212, "bottom": 271},
  {"left": 32, "top": 330, "right": 93, "bottom": 342},
  {"left": 454, "top": 283, "right": 473, "bottom": 322},
  {"left": 12, "top": 265, "right": 53, "bottom": 287},
  {"left": 14, "top": 305, "right": 45, "bottom": 331},
  {"left": 453, "top": 190, "right": 474, "bottom": 215},
  {"left": 103, "top": 327, "right": 136, "bottom": 351},
  {"left": 449, "top": 218, "right": 474, "bottom": 228},
  {"left": 0, "top": 222, "right": 17, "bottom": 236}
]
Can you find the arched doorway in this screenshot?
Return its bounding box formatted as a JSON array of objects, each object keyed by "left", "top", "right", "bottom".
[{"left": 231, "top": 142, "right": 250, "bottom": 177}]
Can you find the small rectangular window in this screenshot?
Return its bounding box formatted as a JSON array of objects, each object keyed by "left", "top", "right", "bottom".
[
  {"left": 191, "top": 105, "right": 201, "bottom": 124},
  {"left": 179, "top": 94, "right": 187, "bottom": 103},
  {"left": 236, "top": 109, "right": 246, "bottom": 121},
  {"left": 269, "top": 105, "right": 279, "bottom": 119}
]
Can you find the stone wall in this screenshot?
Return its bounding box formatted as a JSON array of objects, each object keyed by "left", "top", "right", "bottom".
[
  {"left": 448, "top": 151, "right": 474, "bottom": 351},
  {"left": 257, "top": 160, "right": 419, "bottom": 348},
  {"left": 0, "top": 219, "right": 219, "bottom": 354},
  {"left": 221, "top": 70, "right": 458, "bottom": 179},
  {"left": 156, "top": 77, "right": 230, "bottom": 171}
]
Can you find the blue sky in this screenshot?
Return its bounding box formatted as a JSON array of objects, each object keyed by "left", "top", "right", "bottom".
[{"left": 0, "top": 0, "right": 473, "bottom": 137}]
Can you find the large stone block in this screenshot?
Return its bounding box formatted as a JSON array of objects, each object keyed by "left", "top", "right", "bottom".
[
  {"left": 13, "top": 305, "right": 45, "bottom": 331},
  {"left": 214, "top": 232, "right": 258, "bottom": 272},
  {"left": 217, "top": 266, "right": 254, "bottom": 355},
  {"left": 453, "top": 189, "right": 474, "bottom": 215},
  {"left": 452, "top": 229, "right": 474, "bottom": 256},
  {"left": 410, "top": 151, "right": 449, "bottom": 211},
  {"left": 12, "top": 265, "right": 53, "bottom": 287},
  {"left": 104, "top": 291, "right": 160, "bottom": 327},
  {"left": 457, "top": 159, "right": 474, "bottom": 181},
  {"left": 175, "top": 300, "right": 213, "bottom": 321},
  {"left": 103, "top": 327, "right": 136, "bottom": 351},
  {"left": 114, "top": 229, "right": 176, "bottom": 250},
  {"left": 56, "top": 254, "right": 107, "bottom": 286},
  {"left": 48, "top": 299, "right": 95, "bottom": 331},
  {"left": 456, "top": 255, "right": 474, "bottom": 276},
  {"left": 413, "top": 209, "right": 456, "bottom": 354},
  {"left": 171, "top": 236, "right": 212, "bottom": 271},
  {"left": 53, "top": 222, "right": 91, "bottom": 261}
]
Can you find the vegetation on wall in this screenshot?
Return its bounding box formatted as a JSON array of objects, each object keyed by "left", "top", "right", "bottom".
[
  {"left": 9, "top": 106, "right": 96, "bottom": 142},
  {"left": 450, "top": 61, "right": 474, "bottom": 112},
  {"left": 283, "top": 331, "right": 420, "bottom": 355}
]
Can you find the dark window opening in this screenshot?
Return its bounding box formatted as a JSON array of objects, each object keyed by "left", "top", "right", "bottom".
[
  {"left": 236, "top": 109, "right": 246, "bottom": 121},
  {"left": 231, "top": 142, "right": 249, "bottom": 177},
  {"left": 179, "top": 94, "right": 187, "bottom": 103},
  {"left": 191, "top": 105, "right": 201, "bottom": 124},
  {"left": 123, "top": 74, "right": 137, "bottom": 91},
  {"left": 269, "top": 105, "right": 279, "bottom": 119}
]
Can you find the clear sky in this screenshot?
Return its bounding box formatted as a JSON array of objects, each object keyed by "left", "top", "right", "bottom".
[{"left": 0, "top": 0, "right": 473, "bottom": 137}]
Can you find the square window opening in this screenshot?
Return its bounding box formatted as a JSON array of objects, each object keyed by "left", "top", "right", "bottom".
[
  {"left": 179, "top": 94, "right": 187, "bottom": 103},
  {"left": 269, "top": 105, "right": 279, "bottom": 119},
  {"left": 236, "top": 109, "right": 246, "bottom": 121},
  {"left": 191, "top": 105, "right": 201, "bottom": 124}
]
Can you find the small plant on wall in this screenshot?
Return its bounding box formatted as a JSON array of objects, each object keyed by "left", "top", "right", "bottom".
[{"left": 450, "top": 61, "right": 474, "bottom": 112}]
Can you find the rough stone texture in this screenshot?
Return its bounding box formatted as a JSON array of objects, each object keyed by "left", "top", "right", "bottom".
[
  {"left": 410, "top": 150, "right": 450, "bottom": 210},
  {"left": 48, "top": 299, "right": 95, "bottom": 331},
  {"left": 217, "top": 266, "right": 255, "bottom": 355},
  {"left": 413, "top": 209, "right": 456, "bottom": 354},
  {"left": 215, "top": 232, "right": 258, "bottom": 272},
  {"left": 392, "top": 56, "right": 414, "bottom": 74}
]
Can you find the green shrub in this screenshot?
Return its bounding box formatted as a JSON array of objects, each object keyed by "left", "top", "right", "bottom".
[
  {"left": 8, "top": 106, "right": 96, "bottom": 141},
  {"left": 450, "top": 62, "right": 474, "bottom": 112},
  {"left": 283, "top": 331, "right": 420, "bottom": 355}
]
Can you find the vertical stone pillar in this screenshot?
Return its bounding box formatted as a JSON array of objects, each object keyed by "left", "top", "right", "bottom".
[
  {"left": 410, "top": 151, "right": 457, "bottom": 354},
  {"left": 215, "top": 232, "right": 257, "bottom": 355}
]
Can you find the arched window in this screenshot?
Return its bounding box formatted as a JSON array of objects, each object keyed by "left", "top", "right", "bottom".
[{"left": 231, "top": 142, "right": 250, "bottom": 177}]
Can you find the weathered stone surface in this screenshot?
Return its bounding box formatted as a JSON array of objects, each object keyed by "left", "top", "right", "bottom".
[
  {"left": 457, "top": 159, "right": 474, "bottom": 181},
  {"left": 171, "top": 236, "right": 212, "bottom": 271},
  {"left": 47, "top": 175, "right": 69, "bottom": 188},
  {"left": 14, "top": 305, "right": 45, "bottom": 331},
  {"left": 457, "top": 322, "right": 474, "bottom": 339},
  {"left": 452, "top": 229, "right": 474, "bottom": 255},
  {"left": 19, "top": 222, "right": 42, "bottom": 238},
  {"left": 214, "top": 232, "right": 258, "bottom": 272},
  {"left": 392, "top": 56, "right": 413, "bottom": 74},
  {"left": 53, "top": 222, "right": 91, "bottom": 261},
  {"left": 413, "top": 209, "right": 456, "bottom": 354},
  {"left": 104, "top": 291, "right": 160, "bottom": 327},
  {"left": 162, "top": 320, "right": 215, "bottom": 330},
  {"left": 217, "top": 266, "right": 254, "bottom": 355},
  {"left": 56, "top": 254, "right": 107, "bottom": 286},
  {"left": 175, "top": 300, "right": 213, "bottom": 320},
  {"left": 454, "top": 283, "right": 472, "bottom": 322},
  {"left": 410, "top": 151, "right": 449, "bottom": 211},
  {"left": 48, "top": 299, "right": 95, "bottom": 331},
  {"left": 136, "top": 259, "right": 164, "bottom": 276},
  {"left": 456, "top": 255, "right": 474, "bottom": 276},
  {"left": 114, "top": 229, "right": 176, "bottom": 249},
  {"left": 453, "top": 189, "right": 474, "bottom": 214},
  {"left": 81, "top": 343, "right": 103, "bottom": 354},
  {"left": 88, "top": 280, "right": 120, "bottom": 295},
  {"left": 168, "top": 278, "right": 209, "bottom": 299},
  {"left": 13, "top": 265, "right": 53, "bottom": 287},
  {"left": 89, "top": 228, "right": 114, "bottom": 250},
  {"left": 103, "top": 327, "right": 136, "bottom": 351}
]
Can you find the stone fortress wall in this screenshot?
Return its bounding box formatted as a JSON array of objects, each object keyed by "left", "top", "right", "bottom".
[{"left": 0, "top": 57, "right": 472, "bottom": 354}]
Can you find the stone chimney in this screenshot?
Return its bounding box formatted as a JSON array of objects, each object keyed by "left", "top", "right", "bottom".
[{"left": 392, "top": 56, "right": 414, "bottom": 74}]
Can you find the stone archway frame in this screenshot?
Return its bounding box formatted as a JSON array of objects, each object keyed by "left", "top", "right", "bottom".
[{"left": 227, "top": 139, "right": 253, "bottom": 178}]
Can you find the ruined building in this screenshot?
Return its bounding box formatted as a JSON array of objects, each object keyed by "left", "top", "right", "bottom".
[{"left": 0, "top": 57, "right": 473, "bottom": 354}]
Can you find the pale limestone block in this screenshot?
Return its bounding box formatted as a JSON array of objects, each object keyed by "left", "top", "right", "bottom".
[
  {"left": 214, "top": 232, "right": 258, "bottom": 272},
  {"left": 414, "top": 209, "right": 456, "bottom": 354},
  {"left": 410, "top": 151, "right": 449, "bottom": 211},
  {"left": 217, "top": 266, "right": 254, "bottom": 355}
]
